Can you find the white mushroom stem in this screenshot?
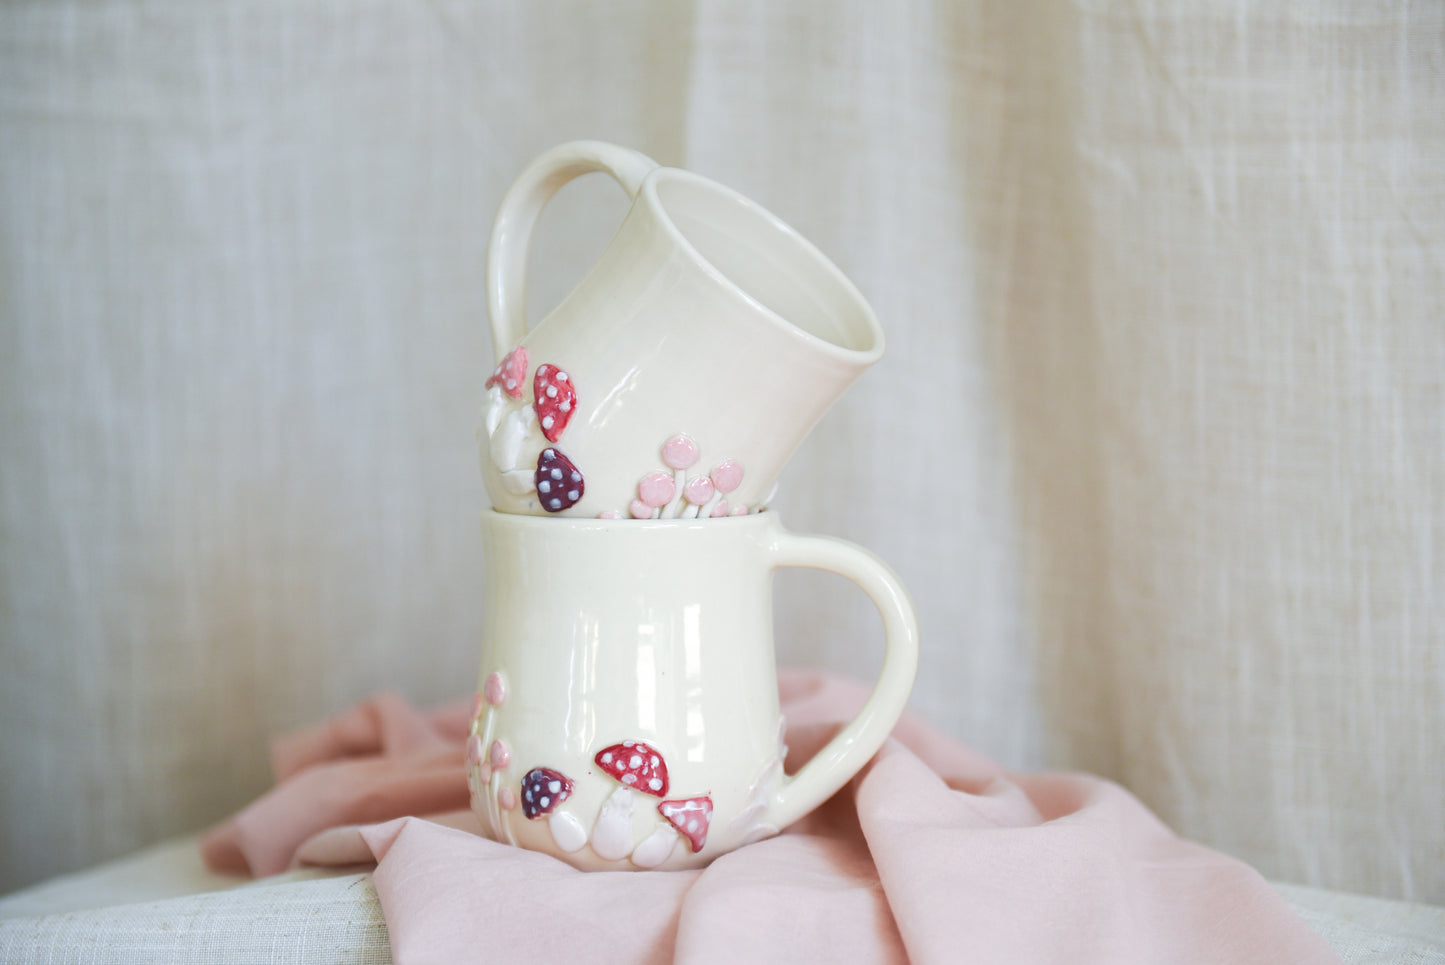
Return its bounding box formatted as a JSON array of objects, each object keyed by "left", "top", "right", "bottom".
[
  {"left": 590, "top": 786, "right": 636, "bottom": 861},
  {"left": 489, "top": 405, "right": 537, "bottom": 475},
  {"left": 481, "top": 385, "right": 507, "bottom": 439},
  {"left": 696, "top": 490, "right": 724, "bottom": 518},
  {"left": 631, "top": 825, "right": 680, "bottom": 869},
  {"left": 476, "top": 706, "right": 515, "bottom": 847},
  {"left": 663, "top": 470, "right": 687, "bottom": 518},
  {"left": 499, "top": 470, "right": 536, "bottom": 496},
  {"left": 549, "top": 811, "right": 588, "bottom": 853}
]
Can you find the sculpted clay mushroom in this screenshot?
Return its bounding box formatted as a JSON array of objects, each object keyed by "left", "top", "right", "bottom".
[
  {"left": 658, "top": 796, "right": 714, "bottom": 854},
  {"left": 590, "top": 740, "right": 670, "bottom": 862},
  {"left": 520, "top": 767, "right": 574, "bottom": 819},
  {"left": 703, "top": 460, "right": 745, "bottom": 518},
  {"left": 532, "top": 364, "right": 576, "bottom": 443},
  {"left": 594, "top": 740, "right": 669, "bottom": 796},
  {"left": 534, "top": 447, "right": 584, "bottom": 513},
  {"left": 485, "top": 346, "right": 528, "bottom": 400},
  {"left": 519, "top": 766, "right": 586, "bottom": 852},
  {"left": 632, "top": 471, "right": 676, "bottom": 520},
  {"left": 659, "top": 435, "right": 700, "bottom": 517}
]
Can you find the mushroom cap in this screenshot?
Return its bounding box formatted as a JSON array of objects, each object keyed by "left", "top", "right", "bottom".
[
  {"left": 594, "top": 740, "right": 669, "bottom": 797},
  {"left": 483, "top": 672, "right": 507, "bottom": 708},
  {"left": 637, "top": 471, "right": 676, "bottom": 508},
  {"left": 658, "top": 796, "right": 714, "bottom": 853},
  {"left": 660, "top": 434, "right": 700, "bottom": 470},
  {"left": 709, "top": 460, "right": 744, "bottom": 493},
  {"left": 519, "top": 767, "right": 574, "bottom": 819},
  {"left": 534, "top": 447, "right": 585, "bottom": 513},
  {"left": 485, "top": 345, "right": 528, "bottom": 400},
  {"left": 532, "top": 364, "right": 577, "bottom": 443},
  {"left": 682, "top": 476, "right": 715, "bottom": 505}
]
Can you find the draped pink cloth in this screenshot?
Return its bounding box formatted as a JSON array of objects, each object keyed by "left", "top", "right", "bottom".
[{"left": 201, "top": 672, "right": 1338, "bottom": 964}]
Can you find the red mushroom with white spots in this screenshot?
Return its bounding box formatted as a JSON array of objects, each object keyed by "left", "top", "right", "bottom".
[
  {"left": 595, "top": 740, "right": 670, "bottom": 795},
  {"left": 532, "top": 364, "right": 576, "bottom": 443},
  {"left": 591, "top": 740, "right": 671, "bottom": 862}
]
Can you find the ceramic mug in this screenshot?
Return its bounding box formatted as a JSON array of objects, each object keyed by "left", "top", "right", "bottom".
[
  {"left": 467, "top": 510, "right": 919, "bottom": 870},
  {"left": 479, "top": 140, "right": 884, "bottom": 519}
]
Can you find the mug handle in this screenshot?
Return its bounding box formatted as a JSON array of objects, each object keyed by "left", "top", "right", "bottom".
[
  {"left": 486, "top": 140, "right": 660, "bottom": 359},
  {"left": 765, "top": 531, "right": 921, "bottom": 832}
]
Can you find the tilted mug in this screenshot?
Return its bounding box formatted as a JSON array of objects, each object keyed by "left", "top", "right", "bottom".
[
  {"left": 479, "top": 140, "right": 884, "bottom": 520},
  {"left": 467, "top": 510, "right": 919, "bottom": 870}
]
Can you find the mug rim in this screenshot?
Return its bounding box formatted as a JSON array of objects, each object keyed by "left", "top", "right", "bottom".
[{"left": 638, "top": 168, "right": 885, "bottom": 365}]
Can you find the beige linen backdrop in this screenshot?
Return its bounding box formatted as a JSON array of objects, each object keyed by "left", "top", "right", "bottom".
[{"left": 1, "top": 1, "right": 1441, "bottom": 903}]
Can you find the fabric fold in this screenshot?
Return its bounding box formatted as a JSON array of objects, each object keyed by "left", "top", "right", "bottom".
[{"left": 202, "top": 671, "right": 1339, "bottom": 964}]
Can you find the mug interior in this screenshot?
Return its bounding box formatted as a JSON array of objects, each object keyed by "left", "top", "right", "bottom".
[{"left": 649, "top": 171, "right": 882, "bottom": 357}]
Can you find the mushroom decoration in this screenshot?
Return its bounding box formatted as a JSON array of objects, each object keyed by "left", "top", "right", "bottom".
[
  {"left": 658, "top": 796, "right": 714, "bottom": 854},
  {"left": 679, "top": 476, "right": 715, "bottom": 518},
  {"left": 595, "top": 740, "right": 670, "bottom": 796},
  {"left": 532, "top": 364, "right": 576, "bottom": 443},
  {"left": 519, "top": 766, "right": 586, "bottom": 853},
  {"left": 534, "top": 447, "right": 585, "bottom": 513},
  {"left": 485, "top": 346, "right": 528, "bottom": 400},
  {"left": 520, "top": 767, "right": 574, "bottom": 819},
  {"left": 480, "top": 346, "right": 537, "bottom": 494},
  {"left": 591, "top": 740, "right": 671, "bottom": 862},
  {"left": 659, "top": 434, "right": 700, "bottom": 517},
  {"left": 631, "top": 471, "right": 676, "bottom": 519},
  {"left": 702, "top": 460, "right": 745, "bottom": 518},
  {"left": 631, "top": 436, "right": 750, "bottom": 520},
  {"left": 629, "top": 824, "right": 682, "bottom": 869}
]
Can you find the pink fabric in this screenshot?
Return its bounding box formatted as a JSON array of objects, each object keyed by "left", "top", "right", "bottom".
[{"left": 202, "top": 672, "right": 1338, "bottom": 964}]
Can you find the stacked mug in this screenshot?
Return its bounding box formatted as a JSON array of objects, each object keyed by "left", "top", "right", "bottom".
[{"left": 468, "top": 142, "right": 920, "bottom": 870}]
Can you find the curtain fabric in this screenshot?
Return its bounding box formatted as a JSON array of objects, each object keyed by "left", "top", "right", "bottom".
[{"left": 1, "top": 0, "right": 1440, "bottom": 903}]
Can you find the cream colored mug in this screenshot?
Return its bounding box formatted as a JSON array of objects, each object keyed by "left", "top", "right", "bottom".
[
  {"left": 479, "top": 140, "right": 884, "bottom": 519},
  {"left": 466, "top": 510, "right": 919, "bottom": 870}
]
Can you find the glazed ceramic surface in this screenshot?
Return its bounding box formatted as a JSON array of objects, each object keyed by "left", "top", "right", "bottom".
[
  {"left": 479, "top": 140, "right": 884, "bottom": 519},
  {"left": 468, "top": 510, "right": 919, "bottom": 871}
]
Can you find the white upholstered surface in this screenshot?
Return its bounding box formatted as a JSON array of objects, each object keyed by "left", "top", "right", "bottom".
[
  {"left": 0, "top": 837, "right": 1441, "bottom": 964},
  {"left": 1, "top": 0, "right": 1441, "bottom": 909}
]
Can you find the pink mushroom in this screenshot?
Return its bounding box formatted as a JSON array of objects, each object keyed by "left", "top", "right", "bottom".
[
  {"left": 485, "top": 346, "right": 528, "bottom": 400},
  {"left": 658, "top": 796, "right": 714, "bottom": 854},
  {"left": 680, "top": 476, "right": 714, "bottom": 518},
  {"left": 699, "top": 460, "right": 744, "bottom": 518},
  {"left": 532, "top": 364, "right": 577, "bottom": 443},
  {"left": 633, "top": 471, "right": 676, "bottom": 519},
  {"left": 659, "top": 435, "right": 700, "bottom": 517},
  {"left": 483, "top": 672, "right": 507, "bottom": 708}
]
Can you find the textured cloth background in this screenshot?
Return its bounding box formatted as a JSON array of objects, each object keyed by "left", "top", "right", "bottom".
[{"left": 1, "top": 0, "right": 1441, "bottom": 904}]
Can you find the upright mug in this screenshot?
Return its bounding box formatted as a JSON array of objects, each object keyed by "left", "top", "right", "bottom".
[
  {"left": 467, "top": 511, "right": 919, "bottom": 870},
  {"left": 479, "top": 141, "right": 884, "bottom": 519}
]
